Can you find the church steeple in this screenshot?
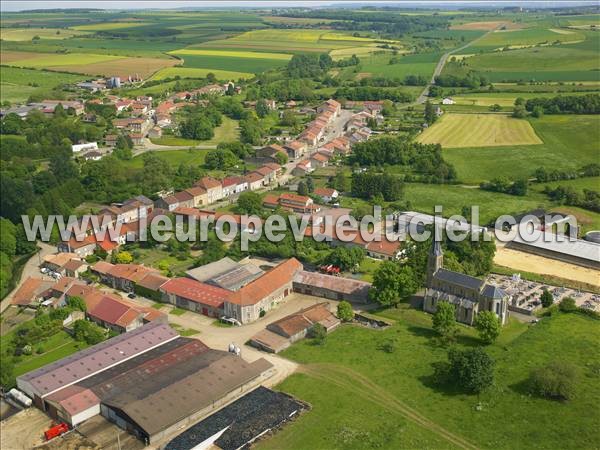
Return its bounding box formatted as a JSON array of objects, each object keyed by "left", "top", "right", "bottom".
[{"left": 426, "top": 237, "right": 443, "bottom": 288}]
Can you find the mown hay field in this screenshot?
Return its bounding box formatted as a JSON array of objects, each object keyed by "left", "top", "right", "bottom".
[
  {"left": 418, "top": 114, "right": 542, "bottom": 148},
  {"left": 71, "top": 21, "right": 150, "bottom": 31},
  {"left": 151, "top": 66, "right": 253, "bottom": 80},
  {"left": 170, "top": 48, "right": 292, "bottom": 60}
]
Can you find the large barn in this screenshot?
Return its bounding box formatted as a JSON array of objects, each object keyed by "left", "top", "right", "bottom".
[{"left": 16, "top": 322, "right": 274, "bottom": 445}]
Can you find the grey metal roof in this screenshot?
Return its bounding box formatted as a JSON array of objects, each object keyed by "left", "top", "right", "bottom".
[
  {"left": 185, "top": 257, "right": 241, "bottom": 282},
  {"left": 511, "top": 233, "right": 600, "bottom": 263},
  {"left": 482, "top": 284, "right": 507, "bottom": 299},
  {"left": 434, "top": 268, "right": 484, "bottom": 291},
  {"left": 18, "top": 322, "right": 178, "bottom": 397},
  {"left": 427, "top": 289, "right": 477, "bottom": 310}
]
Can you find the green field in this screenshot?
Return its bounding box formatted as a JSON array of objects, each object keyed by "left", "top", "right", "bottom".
[
  {"left": 443, "top": 115, "right": 600, "bottom": 183},
  {"left": 263, "top": 307, "right": 600, "bottom": 450},
  {"left": 418, "top": 113, "right": 542, "bottom": 148},
  {"left": 0, "top": 66, "right": 87, "bottom": 103},
  {"left": 450, "top": 32, "right": 600, "bottom": 82},
  {"left": 151, "top": 66, "right": 253, "bottom": 81},
  {"left": 473, "top": 27, "right": 585, "bottom": 50},
  {"left": 446, "top": 90, "right": 600, "bottom": 107},
  {"left": 0, "top": 27, "right": 88, "bottom": 40},
  {"left": 358, "top": 52, "right": 442, "bottom": 80}
]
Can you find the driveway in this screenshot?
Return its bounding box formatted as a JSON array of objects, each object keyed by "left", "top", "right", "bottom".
[{"left": 1, "top": 241, "right": 55, "bottom": 314}]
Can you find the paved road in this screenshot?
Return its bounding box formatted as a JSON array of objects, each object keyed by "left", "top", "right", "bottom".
[
  {"left": 415, "top": 29, "right": 499, "bottom": 104},
  {"left": 0, "top": 242, "right": 55, "bottom": 313}
]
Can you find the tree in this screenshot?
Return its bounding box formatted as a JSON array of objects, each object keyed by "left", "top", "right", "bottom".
[
  {"left": 512, "top": 104, "right": 527, "bottom": 119},
  {"left": 475, "top": 311, "right": 501, "bottom": 344},
  {"left": 310, "top": 323, "right": 327, "bottom": 345},
  {"left": 114, "top": 251, "right": 133, "bottom": 264},
  {"left": 424, "top": 100, "right": 437, "bottom": 124},
  {"left": 489, "top": 103, "right": 501, "bottom": 112},
  {"left": 559, "top": 297, "right": 577, "bottom": 313},
  {"left": 540, "top": 289, "right": 554, "bottom": 308},
  {"left": 447, "top": 347, "right": 495, "bottom": 395},
  {"left": 432, "top": 302, "right": 457, "bottom": 342},
  {"left": 306, "top": 177, "right": 314, "bottom": 193},
  {"left": 236, "top": 191, "right": 263, "bottom": 215},
  {"left": 66, "top": 295, "right": 87, "bottom": 312},
  {"left": 198, "top": 236, "right": 226, "bottom": 265},
  {"left": 280, "top": 109, "right": 298, "bottom": 127},
  {"left": 73, "top": 320, "right": 106, "bottom": 345},
  {"left": 531, "top": 106, "right": 544, "bottom": 118},
  {"left": 328, "top": 246, "right": 365, "bottom": 272},
  {"left": 0, "top": 353, "right": 14, "bottom": 389},
  {"left": 370, "top": 262, "right": 417, "bottom": 307},
  {"left": 337, "top": 301, "right": 354, "bottom": 322},
  {"left": 297, "top": 181, "right": 308, "bottom": 196},
  {"left": 205, "top": 148, "right": 238, "bottom": 170},
  {"left": 275, "top": 151, "right": 288, "bottom": 165},
  {"left": 332, "top": 170, "right": 349, "bottom": 192},
  {"left": 255, "top": 99, "right": 269, "bottom": 118},
  {"left": 529, "top": 361, "right": 576, "bottom": 401}
]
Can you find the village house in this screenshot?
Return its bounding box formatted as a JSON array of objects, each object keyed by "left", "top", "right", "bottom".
[
  {"left": 184, "top": 186, "right": 209, "bottom": 207},
  {"left": 317, "top": 99, "right": 341, "bottom": 118},
  {"left": 313, "top": 187, "right": 339, "bottom": 203},
  {"left": 195, "top": 176, "right": 223, "bottom": 203},
  {"left": 221, "top": 177, "right": 237, "bottom": 197},
  {"left": 245, "top": 172, "right": 265, "bottom": 191},
  {"left": 104, "top": 134, "right": 118, "bottom": 147},
  {"left": 222, "top": 176, "right": 247, "bottom": 194},
  {"left": 309, "top": 152, "right": 329, "bottom": 168},
  {"left": 263, "top": 193, "right": 320, "bottom": 214},
  {"left": 254, "top": 165, "right": 279, "bottom": 185},
  {"left": 284, "top": 140, "right": 306, "bottom": 159},
  {"left": 42, "top": 253, "right": 82, "bottom": 276},
  {"left": 91, "top": 261, "right": 159, "bottom": 292},
  {"left": 256, "top": 144, "right": 287, "bottom": 163},
  {"left": 292, "top": 159, "right": 313, "bottom": 176}
]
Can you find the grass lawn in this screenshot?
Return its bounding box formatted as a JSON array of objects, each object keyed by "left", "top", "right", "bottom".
[
  {"left": 442, "top": 115, "right": 600, "bottom": 184},
  {"left": 357, "top": 257, "right": 382, "bottom": 282},
  {"left": 170, "top": 323, "right": 200, "bottom": 336},
  {"left": 126, "top": 148, "right": 211, "bottom": 169},
  {"left": 262, "top": 306, "right": 600, "bottom": 449},
  {"left": 150, "top": 117, "right": 239, "bottom": 147},
  {"left": 151, "top": 66, "right": 253, "bottom": 81},
  {"left": 417, "top": 113, "right": 542, "bottom": 148},
  {"left": 130, "top": 247, "right": 195, "bottom": 275},
  {"left": 170, "top": 307, "right": 188, "bottom": 316}
]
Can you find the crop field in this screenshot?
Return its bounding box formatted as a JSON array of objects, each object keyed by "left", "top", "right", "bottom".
[
  {"left": 71, "top": 21, "right": 151, "bottom": 31},
  {"left": 169, "top": 48, "right": 291, "bottom": 74},
  {"left": 0, "top": 27, "right": 88, "bottom": 40},
  {"left": 264, "top": 309, "right": 600, "bottom": 450},
  {"left": 1, "top": 51, "right": 122, "bottom": 67},
  {"left": 358, "top": 52, "right": 442, "bottom": 80},
  {"left": 450, "top": 20, "right": 518, "bottom": 31},
  {"left": 0, "top": 66, "right": 87, "bottom": 103},
  {"left": 417, "top": 113, "right": 542, "bottom": 148},
  {"left": 193, "top": 29, "right": 391, "bottom": 54},
  {"left": 48, "top": 56, "right": 179, "bottom": 79},
  {"left": 151, "top": 66, "right": 253, "bottom": 81},
  {"left": 442, "top": 115, "right": 600, "bottom": 184},
  {"left": 473, "top": 27, "right": 585, "bottom": 50}
]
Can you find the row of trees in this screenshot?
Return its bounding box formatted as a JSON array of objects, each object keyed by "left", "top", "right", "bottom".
[
  {"left": 351, "top": 171, "right": 404, "bottom": 201},
  {"left": 480, "top": 177, "right": 528, "bottom": 196},
  {"left": 334, "top": 86, "right": 413, "bottom": 102},
  {"left": 533, "top": 163, "right": 600, "bottom": 183},
  {"left": 525, "top": 93, "right": 600, "bottom": 115},
  {"left": 543, "top": 186, "right": 600, "bottom": 213}
]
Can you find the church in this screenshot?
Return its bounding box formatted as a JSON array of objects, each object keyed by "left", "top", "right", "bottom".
[{"left": 423, "top": 239, "right": 509, "bottom": 326}]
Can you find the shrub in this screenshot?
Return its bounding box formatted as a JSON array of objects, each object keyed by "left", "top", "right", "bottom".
[
  {"left": 529, "top": 361, "right": 577, "bottom": 401},
  {"left": 558, "top": 297, "right": 577, "bottom": 313},
  {"left": 475, "top": 311, "right": 501, "bottom": 344},
  {"left": 310, "top": 323, "right": 327, "bottom": 345},
  {"left": 337, "top": 301, "right": 354, "bottom": 322},
  {"left": 540, "top": 289, "right": 554, "bottom": 308}
]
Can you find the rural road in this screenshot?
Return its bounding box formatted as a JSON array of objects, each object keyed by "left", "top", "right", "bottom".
[
  {"left": 0, "top": 242, "right": 55, "bottom": 313},
  {"left": 415, "top": 28, "right": 498, "bottom": 104}
]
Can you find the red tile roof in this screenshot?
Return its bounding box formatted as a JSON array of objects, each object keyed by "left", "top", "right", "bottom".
[
  {"left": 227, "top": 258, "right": 302, "bottom": 306},
  {"left": 160, "top": 277, "right": 230, "bottom": 308},
  {"left": 314, "top": 187, "right": 337, "bottom": 197},
  {"left": 195, "top": 176, "right": 222, "bottom": 190},
  {"left": 11, "top": 277, "right": 53, "bottom": 306}
]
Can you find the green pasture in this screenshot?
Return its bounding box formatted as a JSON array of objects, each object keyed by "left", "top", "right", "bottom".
[
  {"left": 0, "top": 27, "right": 88, "bottom": 41},
  {"left": 170, "top": 51, "right": 289, "bottom": 74},
  {"left": 473, "top": 27, "right": 585, "bottom": 50},
  {"left": 359, "top": 52, "right": 443, "bottom": 80},
  {"left": 151, "top": 67, "right": 253, "bottom": 81},
  {"left": 264, "top": 308, "right": 600, "bottom": 450},
  {"left": 443, "top": 115, "right": 600, "bottom": 184},
  {"left": 0, "top": 66, "right": 87, "bottom": 103}
]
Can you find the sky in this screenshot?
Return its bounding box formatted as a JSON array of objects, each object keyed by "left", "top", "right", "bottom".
[{"left": 0, "top": 0, "right": 595, "bottom": 11}]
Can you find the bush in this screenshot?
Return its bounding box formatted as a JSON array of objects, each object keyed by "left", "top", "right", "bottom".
[
  {"left": 529, "top": 361, "right": 577, "bottom": 401},
  {"left": 475, "top": 311, "right": 501, "bottom": 344},
  {"left": 337, "top": 301, "right": 354, "bottom": 322},
  {"left": 309, "top": 323, "right": 327, "bottom": 345},
  {"left": 540, "top": 289, "right": 554, "bottom": 308},
  {"left": 446, "top": 347, "right": 495, "bottom": 395},
  {"left": 558, "top": 297, "right": 577, "bottom": 313}
]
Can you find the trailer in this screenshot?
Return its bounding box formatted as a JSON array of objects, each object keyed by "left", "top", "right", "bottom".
[{"left": 44, "top": 423, "right": 69, "bottom": 441}]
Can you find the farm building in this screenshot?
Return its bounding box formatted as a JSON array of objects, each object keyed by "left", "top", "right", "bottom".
[
  {"left": 250, "top": 302, "right": 340, "bottom": 353},
  {"left": 160, "top": 277, "right": 232, "bottom": 317},
  {"left": 16, "top": 322, "right": 273, "bottom": 445},
  {"left": 164, "top": 387, "right": 306, "bottom": 450},
  {"left": 185, "top": 257, "right": 264, "bottom": 291},
  {"left": 507, "top": 233, "right": 600, "bottom": 270},
  {"left": 293, "top": 270, "right": 371, "bottom": 303},
  {"left": 224, "top": 258, "right": 303, "bottom": 324}
]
